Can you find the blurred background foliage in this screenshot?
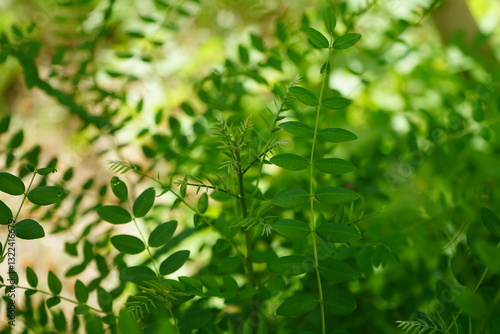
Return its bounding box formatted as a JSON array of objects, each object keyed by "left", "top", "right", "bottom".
[{"left": 0, "top": 0, "right": 500, "bottom": 333}]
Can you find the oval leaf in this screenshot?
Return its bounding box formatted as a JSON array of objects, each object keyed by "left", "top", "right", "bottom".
[
  {"left": 26, "top": 266, "right": 38, "bottom": 288},
  {"left": 0, "top": 172, "right": 25, "bottom": 195},
  {"left": 315, "top": 187, "right": 359, "bottom": 205},
  {"left": 111, "top": 235, "right": 145, "bottom": 254},
  {"left": 27, "top": 186, "right": 64, "bottom": 205},
  {"left": 279, "top": 121, "right": 314, "bottom": 138},
  {"left": 48, "top": 271, "right": 62, "bottom": 295},
  {"left": 481, "top": 207, "right": 500, "bottom": 237},
  {"left": 290, "top": 86, "right": 318, "bottom": 106},
  {"left": 314, "top": 158, "right": 357, "bottom": 175},
  {"left": 197, "top": 192, "right": 208, "bottom": 214},
  {"left": 315, "top": 222, "right": 361, "bottom": 242},
  {"left": 318, "top": 128, "right": 357, "bottom": 143},
  {"left": 0, "top": 200, "right": 13, "bottom": 225},
  {"left": 333, "top": 33, "right": 362, "bottom": 50},
  {"left": 268, "top": 255, "right": 314, "bottom": 276},
  {"left": 322, "top": 97, "right": 352, "bottom": 110},
  {"left": 133, "top": 187, "right": 155, "bottom": 218},
  {"left": 97, "top": 206, "right": 132, "bottom": 224},
  {"left": 160, "top": 250, "right": 190, "bottom": 275},
  {"left": 276, "top": 294, "right": 318, "bottom": 317},
  {"left": 323, "top": 7, "right": 336, "bottom": 34},
  {"left": 110, "top": 176, "right": 128, "bottom": 202},
  {"left": 15, "top": 219, "right": 45, "bottom": 240},
  {"left": 324, "top": 291, "right": 357, "bottom": 315},
  {"left": 148, "top": 220, "right": 178, "bottom": 247},
  {"left": 305, "top": 27, "right": 329, "bottom": 48},
  {"left": 121, "top": 266, "right": 156, "bottom": 285},
  {"left": 270, "top": 154, "right": 309, "bottom": 171},
  {"left": 272, "top": 219, "right": 310, "bottom": 239},
  {"left": 272, "top": 189, "right": 310, "bottom": 208},
  {"left": 319, "top": 259, "right": 357, "bottom": 282},
  {"left": 75, "top": 280, "right": 89, "bottom": 303}
]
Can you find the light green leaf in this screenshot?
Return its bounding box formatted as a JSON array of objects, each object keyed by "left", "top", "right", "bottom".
[
  {"left": 133, "top": 187, "right": 155, "bottom": 218},
  {"left": 276, "top": 294, "right": 318, "bottom": 317},
  {"left": 0, "top": 200, "right": 13, "bottom": 225},
  {"left": 474, "top": 239, "right": 500, "bottom": 274},
  {"left": 48, "top": 271, "right": 62, "bottom": 295},
  {"left": 481, "top": 207, "right": 500, "bottom": 237},
  {"left": 315, "top": 222, "right": 361, "bottom": 242},
  {"left": 110, "top": 235, "right": 145, "bottom": 254},
  {"left": 272, "top": 219, "right": 310, "bottom": 239},
  {"left": 26, "top": 266, "right": 38, "bottom": 288},
  {"left": 279, "top": 121, "right": 314, "bottom": 138},
  {"left": 315, "top": 187, "right": 359, "bottom": 205},
  {"left": 110, "top": 176, "right": 128, "bottom": 202},
  {"left": 314, "top": 158, "right": 357, "bottom": 174},
  {"left": 270, "top": 154, "right": 309, "bottom": 171},
  {"left": 322, "top": 97, "right": 352, "bottom": 109},
  {"left": 197, "top": 192, "right": 209, "bottom": 214},
  {"left": 333, "top": 33, "right": 362, "bottom": 50},
  {"left": 28, "top": 186, "right": 64, "bottom": 205},
  {"left": 319, "top": 259, "right": 357, "bottom": 282},
  {"left": 268, "top": 255, "right": 314, "bottom": 276},
  {"left": 160, "top": 250, "right": 190, "bottom": 275},
  {"left": 0, "top": 172, "right": 25, "bottom": 195},
  {"left": 97, "top": 206, "right": 132, "bottom": 224},
  {"left": 455, "top": 289, "right": 486, "bottom": 317},
  {"left": 305, "top": 27, "right": 329, "bottom": 48},
  {"left": 272, "top": 189, "right": 310, "bottom": 208},
  {"left": 75, "top": 280, "right": 89, "bottom": 303},
  {"left": 318, "top": 128, "right": 357, "bottom": 143},
  {"left": 15, "top": 219, "right": 45, "bottom": 239},
  {"left": 324, "top": 291, "right": 357, "bottom": 315},
  {"left": 290, "top": 86, "right": 318, "bottom": 106},
  {"left": 148, "top": 220, "right": 177, "bottom": 247},
  {"left": 323, "top": 7, "right": 336, "bottom": 34}
]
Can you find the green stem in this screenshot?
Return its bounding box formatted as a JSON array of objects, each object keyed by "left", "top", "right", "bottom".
[{"left": 166, "top": 301, "right": 181, "bottom": 334}]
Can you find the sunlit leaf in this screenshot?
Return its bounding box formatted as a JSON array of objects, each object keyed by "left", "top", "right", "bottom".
[
  {"left": 0, "top": 172, "right": 25, "bottom": 195},
  {"left": 314, "top": 158, "right": 357, "bottom": 174},
  {"left": 111, "top": 235, "right": 145, "bottom": 254},
  {"left": 333, "top": 33, "right": 362, "bottom": 50},
  {"left": 197, "top": 192, "right": 209, "bottom": 214},
  {"left": 28, "top": 186, "right": 64, "bottom": 205},
  {"left": 318, "top": 128, "right": 357, "bottom": 143},
  {"left": 290, "top": 86, "right": 318, "bottom": 106},
  {"left": 279, "top": 121, "right": 314, "bottom": 138},
  {"left": 305, "top": 27, "right": 329, "bottom": 48},
  {"left": 276, "top": 294, "right": 318, "bottom": 316},
  {"left": 323, "top": 7, "right": 336, "bottom": 34},
  {"left": 272, "top": 189, "right": 310, "bottom": 208},
  {"left": 110, "top": 176, "right": 128, "bottom": 202},
  {"left": 270, "top": 154, "right": 309, "bottom": 171},
  {"left": 15, "top": 219, "right": 45, "bottom": 239},
  {"left": 322, "top": 97, "right": 351, "bottom": 109},
  {"left": 133, "top": 187, "right": 155, "bottom": 218},
  {"left": 315, "top": 222, "right": 361, "bottom": 242},
  {"left": 97, "top": 206, "right": 132, "bottom": 224}
]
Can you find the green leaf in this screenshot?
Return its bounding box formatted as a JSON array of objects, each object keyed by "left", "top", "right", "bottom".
[
  {"left": 314, "top": 158, "right": 357, "bottom": 174},
  {"left": 319, "top": 259, "right": 357, "bottom": 282},
  {"left": 75, "top": 280, "right": 88, "bottom": 303},
  {"left": 121, "top": 266, "right": 156, "bottom": 284},
  {"left": 0, "top": 115, "right": 10, "bottom": 134},
  {"left": 28, "top": 186, "right": 64, "bottom": 205},
  {"left": 97, "top": 206, "right": 132, "bottom": 224},
  {"left": 474, "top": 239, "right": 500, "bottom": 274},
  {"left": 26, "top": 266, "right": 38, "bottom": 288},
  {"left": 148, "top": 220, "right": 177, "bottom": 247},
  {"left": 324, "top": 291, "right": 357, "bottom": 315},
  {"left": 65, "top": 263, "right": 87, "bottom": 277},
  {"left": 315, "top": 187, "right": 359, "bottom": 205},
  {"left": 179, "top": 309, "right": 213, "bottom": 330},
  {"left": 290, "top": 86, "right": 318, "bottom": 106},
  {"left": 197, "top": 192, "right": 209, "bottom": 214},
  {"left": 48, "top": 271, "right": 62, "bottom": 295},
  {"left": 270, "top": 154, "right": 309, "bottom": 171},
  {"left": 46, "top": 297, "right": 61, "bottom": 309},
  {"left": 97, "top": 287, "right": 113, "bottom": 313},
  {"left": 481, "top": 207, "right": 500, "bottom": 237},
  {"left": 322, "top": 97, "right": 352, "bottom": 109},
  {"left": 318, "top": 128, "right": 358, "bottom": 143},
  {"left": 272, "top": 219, "right": 310, "bottom": 239},
  {"left": 160, "top": 250, "right": 190, "bottom": 275},
  {"left": 268, "top": 255, "right": 314, "bottom": 276},
  {"left": 15, "top": 219, "right": 45, "bottom": 239},
  {"left": 110, "top": 176, "right": 128, "bottom": 202},
  {"left": 323, "top": 7, "right": 336, "bottom": 34},
  {"left": 0, "top": 200, "right": 13, "bottom": 225},
  {"left": 36, "top": 167, "right": 57, "bottom": 175},
  {"left": 110, "top": 235, "right": 145, "bottom": 254},
  {"left": 0, "top": 172, "right": 25, "bottom": 195},
  {"left": 315, "top": 222, "right": 361, "bottom": 242},
  {"left": 333, "top": 33, "right": 362, "bottom": 50},
  {"left": 305, "top": 27, "right": 329, "bottom": 48},
  {"left": 133, "top": 187, "right": 155, "bottom": 218},
  {"left": 276, "top": 294, "right": 318, "bottom": 317},
  {"left": 279, "top": 121, "right": 314, "bottom": 138},
  {"left": 455, "top": 289, "right": 486, "bottom": 317},
  {"left": 272, "top": 189, "right": 310, "bottom": 208}
]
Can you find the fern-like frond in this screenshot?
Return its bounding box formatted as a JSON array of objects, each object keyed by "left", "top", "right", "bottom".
[
  {"left": 396, "top": 318, "right": 444, "bottom": 334},
  {"left": 107, "top": 160, "right": 140, "bottom": 174}
]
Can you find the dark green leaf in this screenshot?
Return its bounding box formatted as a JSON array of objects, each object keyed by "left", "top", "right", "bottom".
[
  {"left": 272, "top": 219, "right": 310, "bottom": 239},
  {"left": 251, "top": 33, "right": 265, "bottom": 52},
  {"left": 315, "top": 222, "right": 361, "bottom": 242},
  {"left": 322, "top": 97, "right": 352, "bottom": 109},
  {"left": 272, "top": 189, "right": 310, "bottom": 208},
  {"left": 270, "top": 154, "right": 309, "bottom": 171},
  {"left": 36, "top": 167, "right": 57, "bottom": 175},
  {"left": 0, "top": 200, "right": 13, "bottom": 225},
  {"left": 197, "top": 192, "right": 209, "bottom": 214},
  {"left": 268, "top": 255, "right": 314, "bottom": 276},
  {"left": 276, "top": 294, "right": 318, "bottom": 316},
  {"left": 148, "top": 220, "right": 177, "bottom": 247},
  {"left": 455, "top": 289, "right": 486, "bottom": 317},
  {"left": 110, "top": 176, "right": 128, "bottom": 202},
  {"left": 179, "top": 309, "right": 213, "bottom": 330},
  {"left": 315, "top": 187, "right": 359, "bottom": 205},
  {"left": 481, "top": 207, "right": 500, "bottom": 237},
  {"left": 133, "top": 187, "right": 155, "bottom": 218},
  {"left": 0, "top": 172, "right": 25, "bottom": 195},
  {"left": 319, "top": 259, "right": 357, "bottom": 282},
  {"left": 333, "top": 33, "right": 362, "bottom": 50},
  {"left": 324, "top": 291, "right": 357, "bottom": 315},
  {"left": 305, "top": 27, "right": 329, "bottom": 48},
  {"left": 323, "top": 7, "right": 336, "bottom": 34},
  {"left": 318, "top": 128, "right": 357, "bottom": 143},
  {"left": 279, "top": 121, "right": 314, "bottom": 138},
  {"left": 121, "top": 266, "right": 156, "bottom": 284},
  {"left": 474, "top": 239, "right": 500, "bottom": 274},
  {"left": 290, "top": 86, "right": 318, "bottom": 106},
  {"left": 0, "top": 115, "right": 10, "bottom": 134},
  {"left": 46, "top": 297, "right": 61, "bottom": 309},
  {"left": 97, "top": 206, "right": 132, "bottom": 224},
  {"left": 8, "top": 130, "right": 24, "bottom": 149},
  {"left": 160, "top": 250, "right": 190, "bottom": 275},
  {"left": 75, "top": 280, "right": 88, "bottom": 303},
  {"left": 65, "top": 263, "right": 87, "bottom": 277},
  {"left": 97, "top": 287, "right": 113, "bottom": 313},
  {"left": 26, "top": 266, "right": 38, "bottom": 287},
  {"left": 28, "top": 186, "right": 64, "bottom": 205},
  {"left": 314, "top": 158, "right": 357, "bottom": 174},
  {"left": 110, "top": 235, "right": 145, "bottom": 254},
  {"left": 15, "top": 219, "right": 45, "bottom": 239},
  {"left": 48, "top": 271, "right": 62, "bottom": 295}
]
